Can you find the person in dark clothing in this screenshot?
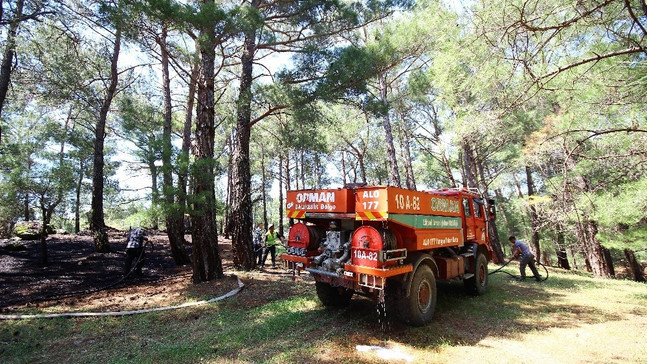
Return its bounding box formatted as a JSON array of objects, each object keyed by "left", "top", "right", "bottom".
[
  {"left": 509, "top": 236, "right": 541, "bottom": 281},
  {"left": 253, "top": 222, "right": 264, "bottom": 266},
  {"left": 125, "top": 227, "right": 147, "bottom": 276},
  {"left": 261, "top": 224, "right": 284, "bottom": 269}
]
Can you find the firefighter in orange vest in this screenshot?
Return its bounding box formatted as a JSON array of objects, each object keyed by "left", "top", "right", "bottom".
[{"left": 261, "top": 224, "right": 284, "bottom": 269}]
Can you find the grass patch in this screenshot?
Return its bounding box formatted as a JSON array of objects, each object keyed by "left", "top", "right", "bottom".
[{"left": 2, "top": 264, "right": 646, "bottom": 364}]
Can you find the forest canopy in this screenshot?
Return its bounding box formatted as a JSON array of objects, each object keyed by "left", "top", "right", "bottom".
[{"left": 0, "top": 0, "right": 645, "bottom": 280}]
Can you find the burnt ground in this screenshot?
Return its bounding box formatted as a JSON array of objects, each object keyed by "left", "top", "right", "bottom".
[{"left": 0, "top": 229, "right": 273, "bottom": 314}]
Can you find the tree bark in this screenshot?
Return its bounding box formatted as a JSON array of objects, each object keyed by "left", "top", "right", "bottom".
[
  {"left": 474, "top": 153, "right": 504, "bottom": 263},
  {"left": 399, "top": 121, "right": 416, "bottom": 190},
  {"left": 39, "top": 208, "right": 50, "bottom": 265},
  {"left": 569, "top": 157, "right": 610, "bottom": 278},
  {"left": 24, "top": 167, "right": 30, "bottom": 221},
  {"left": 230, "top": 13, "right": 258, "bottom": 270},
  {"left": 556, "top": 230, "right": 571, "bottom": 269},
  {"left": 191, "top": 12, "right": 223, "bottom": 283},
  {"left": 279, "top": 154, "right": 285, "bottom": 236},
  {"left": 285, "top": 153, "right": 291, "bottom": 190},
  {"left": 461, "top": 140, "right": 478, "bottom": 188},
  {"left": 91, "top": 27, "right": 121, "bottom": 253},
  {"left": 427, "top": 109, "right": 456, "bottom": 188},
  {"left": 176, "top": 60, "right": 199, "bottom": 238},
  {"left": 261, "top": 147, "right": 268, "bottom": 228},
  {"left": 601, "top": 246, "right": 615, "bottom": 277},
  {"left": 493, "top": 189, "right": 511, "bottom": 233},
  {"left": 525, "top": 166, "right": 541, "bottom": 260},
  {"left": 341, "top": 151, "right": 348, "bottom": 185},
  {"left": 74, "top": 159, "right": 84, "bottom": 233},
  {"left": 624, "top": 248, "right": 645, "bottom": 282},
  {"left": 159, "top": 26, "right": 190, "bottom": 266},
  {"left": 223, "top": 133, "right": 234, "bottom": 239},
  {"left": 378, "top": 73, "right": 401, "bottom": 187},
  {"left": 0, "top": 0, "right": 24, "bottom": 143},
  {"left": 301, "top": 149, "right": 307, "bottom": 189},
  {"left": 148, "top": 160, "right": 159, "bottom": 229}
]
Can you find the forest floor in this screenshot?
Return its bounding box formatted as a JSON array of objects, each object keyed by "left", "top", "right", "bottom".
[{"left": 0, "top": 229, "right": 283, "bottom": 313}]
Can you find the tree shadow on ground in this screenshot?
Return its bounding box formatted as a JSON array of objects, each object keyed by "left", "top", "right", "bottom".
[{"left": 232, "top": 266, "right": 629, "bottom": 363}]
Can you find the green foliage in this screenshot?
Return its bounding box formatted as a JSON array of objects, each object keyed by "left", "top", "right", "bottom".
[
  {"left": 0, "top": 0, "right": 644, "bottom": 272},
  {"left": 593, "top": 178, "right": 647, "bottom": 250}
]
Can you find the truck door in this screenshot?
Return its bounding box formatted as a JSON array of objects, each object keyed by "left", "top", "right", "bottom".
[
  {"left": 462, "top": 197, "right": 476, "bottom": 241},
  {"left": 472, "top": 198, "right": 487, "bottom": 244}
]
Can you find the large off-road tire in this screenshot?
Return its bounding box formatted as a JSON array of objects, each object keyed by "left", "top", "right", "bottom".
[
  {"left": 315, "top": 281, "right": 353, "bottom": 307},
  {"left": 464, "top": 253, "right": 488, "bottom": 295},
  {"left": 398, "top": 264, "right": 437, "bottom": 326}
]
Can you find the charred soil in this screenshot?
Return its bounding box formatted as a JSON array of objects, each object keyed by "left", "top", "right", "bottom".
[{"left": 0, "top": 230, "right": 278, "bottom": 314}]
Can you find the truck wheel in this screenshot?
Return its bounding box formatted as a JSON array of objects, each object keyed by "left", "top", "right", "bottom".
[
  {"left": 464, "top": 253, "right": 488, "bottom": 295},
  {"left": 398, "top": 264, "right": 436, "bottom": 326},
  {"left": 315, "top": 281, "right": 353, "bottom": 307}
]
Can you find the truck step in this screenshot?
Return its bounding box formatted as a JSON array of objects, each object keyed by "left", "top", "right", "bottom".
[
  {"left": 463, "top": 273, "right": 475, "bottom": 280},
  {"left": 461, "top": 252, "right": 474, "bottom": 258}
]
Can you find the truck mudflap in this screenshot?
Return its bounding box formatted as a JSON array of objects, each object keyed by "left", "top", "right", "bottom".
[{"left": 343, "top": 263, "right": 413, "bottom": 289}]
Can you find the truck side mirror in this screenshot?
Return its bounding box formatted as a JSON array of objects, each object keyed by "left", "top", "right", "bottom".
[{"left": 487, "top": 199, "right": 496, "bottom": 220}]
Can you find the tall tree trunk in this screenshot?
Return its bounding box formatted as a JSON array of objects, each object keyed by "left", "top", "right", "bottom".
[
  {"left": 230, "top": 15, "right": 258, "bottom": 270},
  {"left": 474, "top": 154, "right": 503, "bottom": 263},
  {"left": 315, "top": 154, "right": 321, "bottom": 189},
  {"left": 24, "top": 187, "right": 29, "bottom": 221},
  {"left": 261, "top": 147, "right": 268, "bottom": 228},
  {"left": 0, "top": 0, "right": 24, "bottom": 143},
  {"left": 159, "top": 26, "right": 190, "bottom": 265},
  {"left": 175, "top": 60, "right": 198, "bottom": 241},
  {"left": 575, "top": 217, "right": 608, "bottom": 277},
  {"left": 191, "top": 14, "right": 223, "bottom": 283},
  {"left": 493, "top": 189, "right": 511, "bottom": 233},
  {"left": 601, "top": 246, "right": 615, "bottom": 277},
  {"left": 512, "top": 174, "right": 530, "bottom": 236},
  {"left": 285, "top": 152, "right": 291, "bottom": 191},
  {"left": 525, "top": 166, "right": 541, "bottom": 260},
  {"left": 39, "top": 207, "right": 49, "bottom": 265},
  {"left": 556, "top": 230, "right": 571, "bottom": 269},
  {"left": 344, "top": 136, "right": 368, "bottom": 184},
  {"left": 378, "top": 73, "right": 401, "bottom": 187},
  {"left": 293, "top": 154, "right": 298, "bottom": 190},
  {"left": 441, "top": 152, "right": 456, "bottom": 188},
  {"left": 300, "top": 149, "right": 305, "bottom": 189},
  {"left": 568, "top": 155, "right": 610, "bottom": 278},
  {"left": 223, "top": 132, "right": 234, "bottom": 238},
  {"left": 569, "top": 246, "right": 579, "bottom": 270},
  {"left": 399, "top": 121, "right": 416, "bottom": 190},
  {"left": 429, "top": 110, "right": 456, "bottom": 188},
  {"left": 75, "top": 159, "right": 84, "bottom": 233},
  {"left": 91, "top": 28, "right": 121, "bottom": 253},
  {"left": 624, "top": 249, "right": 645, "bottom": 282},
  {"left": 279, "top": 154, "right": 285, "bottom": 237},
  {"left": 341, "top": 151, "right": 348, "bottom": 185},
  {"left": 461, "top": 140, "right": 478, "bottom": 188},
  {"left": 149, "top": 161, "right": 159, "bottom": 229}
]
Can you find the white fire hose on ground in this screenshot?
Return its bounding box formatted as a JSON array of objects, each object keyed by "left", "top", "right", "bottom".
[{"left": 0, "top": 276, "right": 244, "bottom": 320}]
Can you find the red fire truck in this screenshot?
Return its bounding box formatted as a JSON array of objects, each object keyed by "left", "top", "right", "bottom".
[{"left": 281, "top": 185, "right": 495, "bottom": 326}]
